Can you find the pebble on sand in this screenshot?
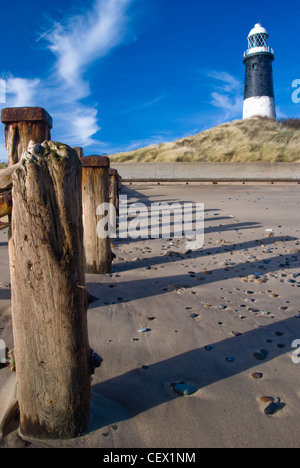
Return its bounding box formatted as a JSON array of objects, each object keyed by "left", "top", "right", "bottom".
[
  {"left": 226, "top": 356, "right": 235, "bottom": 362},
  {"left": 262, "top": 397, "right": 283, "bottom": 416},
  {"left": 205, "top": 345, "right": 213, "bottom": 351},
  {"left": 260, "top": 396, "right": 274, "bottom": 403},
  {"left": 232, "top": 331, "right": 242, "bottom": 336},
  {"left": 173, "top": 383, "right": 197, "bottom": 396},
  {"left": 253, "top": 350, "right": 268, "bottom": 361},
  {"left": 252, "top": 372, "right": 263, "bottom": 380}
]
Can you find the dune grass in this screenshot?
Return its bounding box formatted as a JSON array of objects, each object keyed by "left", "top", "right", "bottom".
[{"left": 109, "top": 118, "right": 300, "bottom": 163}]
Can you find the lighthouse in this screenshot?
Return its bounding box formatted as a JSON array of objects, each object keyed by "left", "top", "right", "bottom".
[{"left": 243, "top": 23, "right": 276, "bottom": 120}]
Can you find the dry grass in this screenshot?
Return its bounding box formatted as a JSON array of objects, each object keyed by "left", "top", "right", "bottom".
[{"left": 109, "top": 118, "right": 300, "bottom": 163}]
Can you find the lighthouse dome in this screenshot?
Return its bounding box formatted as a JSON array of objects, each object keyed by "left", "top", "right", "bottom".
[
  {"left": 248, "top": 23, "right": 269, "bottom": 38},
  {"left": 244, "top": 23, "right": 274, "bottom": 58}
]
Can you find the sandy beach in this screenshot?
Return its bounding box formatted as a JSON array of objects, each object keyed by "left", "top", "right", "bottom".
[{"left": 1, "top": 182, "right": 300, "bottom": 448}]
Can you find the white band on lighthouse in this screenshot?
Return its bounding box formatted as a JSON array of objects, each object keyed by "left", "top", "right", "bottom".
[{"left": 243, "top": 96, "right": 276, "bottom": 120}]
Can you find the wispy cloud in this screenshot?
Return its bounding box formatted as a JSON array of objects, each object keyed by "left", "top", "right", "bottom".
[
  {"left": 4, "top": 76, "right": 41, "bottom": 107},
  {"left": 54, "top": 105, "right": 102, "bottom": 147},
  {"left": 208, "top": 71, "right": 244, "bottom": 119},
  {"left": 46, "top": 0, "right": 132, "bottom": 91},
  {"left": 0, "top": 0, "right": 134, "bottom": 158},
  {"left": 117, "top": 94, "right": 166, "bottom": 115}
]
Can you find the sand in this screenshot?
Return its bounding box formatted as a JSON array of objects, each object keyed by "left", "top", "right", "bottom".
[{"left": 0, "top": 182, "right": 300, "bottom": 448}]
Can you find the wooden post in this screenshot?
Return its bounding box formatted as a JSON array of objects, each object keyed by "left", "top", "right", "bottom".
[
  {"left": 81, "top": 156, "right": 112, "bottom": 274},
  {"left": 109, "top": 168, "right": 119, "bottom": 214},
  {"left": 1, "top": 107, "right": 53, "bottom": 166},
  {"left": 73, "top": 147, "right": 84, "bottom": 159},
  {"left": 9, "top": 141, "right": 92, "bottom": 440}
]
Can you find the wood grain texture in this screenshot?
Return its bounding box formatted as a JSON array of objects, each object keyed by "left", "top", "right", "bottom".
[
  {"left": 9, "top": 141, "right": 91, "bottom": 439},
  {"left": 82, "top": 166, "right": 112, "bottom": 274}
]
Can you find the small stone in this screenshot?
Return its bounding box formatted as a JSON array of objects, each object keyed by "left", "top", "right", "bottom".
[
  {"left": 253, "top": 351, "right": 268, "bottom": 361},
  {"left": 189, "top": 313, "right": 199, "bottom": 318},
  {"left": 138, "top": 328, "right": 151, "bottom": 333},
  {"left": 252, "top": 372, "right": 263, "bottom": 380},
  {"left": 226, "top": 356, "right": 235, "bottom": 362},
  {"left": 232, "top": 331, "right": 242, "bottom": 336},
  {"left": 205, "top": 345, "right": 213, "bottom": 351},
  {"left": 260, "top": 396, "right": 274, "bottom": 403},
  {"left": 173, "top": 383, "right": 197, "bottom": 396}
]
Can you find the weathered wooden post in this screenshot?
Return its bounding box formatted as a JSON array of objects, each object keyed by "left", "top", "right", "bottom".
[
  {"left": 81, "top": 156, "right": 112, "bottom": 274},
  {"left": 9, "top": 141, "right": 93, "bottom": 439},
  {"left": 109, "top": 168, "right": 119, "bottom": 214},
  {"left": 1, "top": 107, "right": 53, "bottom": 166},
  {"left": 73, "top": 147, "right": 84, "bottom": 159}
]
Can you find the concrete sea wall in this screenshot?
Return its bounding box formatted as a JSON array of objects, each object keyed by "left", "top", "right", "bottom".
[{"left": 112, "top": 162, "right": 300, "bottom": 183}]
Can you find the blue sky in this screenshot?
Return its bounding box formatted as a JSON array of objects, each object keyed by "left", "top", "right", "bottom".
[{"left": 0, "top": 0, "right": 299, "bottom": 160}]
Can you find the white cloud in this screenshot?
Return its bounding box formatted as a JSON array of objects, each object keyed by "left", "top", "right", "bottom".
[
  {"left": 0, "top": 0, "right": 134, "bottom": 159},
  {"left": 45, "top": 0, "right": 132, "bottom": 90},
  {"left": 5, "top": 77, "right": 41, "bottom": 107},
  {"left": 208, "top": 71, "right": 244, "bottom": 119},
  {"left": 54, "top": 105, "right": 102, "bottom": 147}
]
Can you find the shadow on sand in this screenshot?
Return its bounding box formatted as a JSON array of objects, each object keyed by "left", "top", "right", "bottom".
[
  {"left": 87, "top": 185, "right": 300, "bottom": 432},
  {"left": 88, "top": 316, "right": 299, "bottom": 432}
]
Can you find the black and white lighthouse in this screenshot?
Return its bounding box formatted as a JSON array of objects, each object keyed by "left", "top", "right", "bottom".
[{"left": 243, "top": 23, "right": 276, "bottom": 120}]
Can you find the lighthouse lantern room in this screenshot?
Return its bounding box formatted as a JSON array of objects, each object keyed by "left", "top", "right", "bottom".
[{"left": 243, "top": 23, "right": 276, "bottom": 120}]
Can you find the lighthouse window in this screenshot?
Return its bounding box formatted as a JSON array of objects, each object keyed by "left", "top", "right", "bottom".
[{"left": 252, "top": 63, "right": 258, "bottom": 70}]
